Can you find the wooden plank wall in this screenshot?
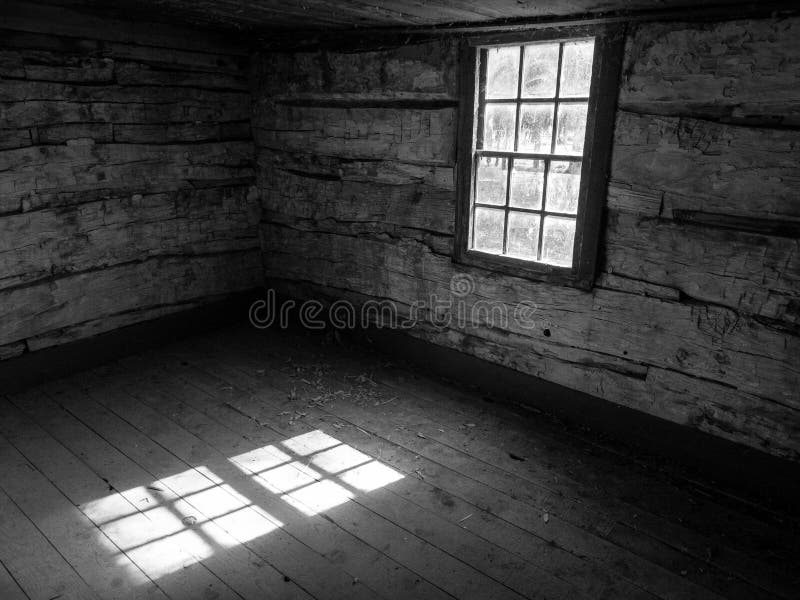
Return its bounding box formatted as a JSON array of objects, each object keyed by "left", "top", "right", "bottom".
[
  {"left": 0, "top": 1, "right": 262, "bottom": 361},
  {"left": 252, "top": 17, "right": 800, "bottom": 460}
]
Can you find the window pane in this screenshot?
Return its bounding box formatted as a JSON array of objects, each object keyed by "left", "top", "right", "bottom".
[
  {"left": 509, "top": 159, "right": 544, "bottom": 209},
  {"left": 541, "top": 216, "right": 576, "bottom": 267},
  {"left": 475, "top": 156, "right": 508, "bottom": 206},
  {"left": 485, "top": 46, "right": 520, "bottom": 99},
  {"left": 518, "top": 103, "right": 554, "bottom": 153},
  {"left": 546, "top": 161, "right": 581, "bottom": 214},
  {"left": 483, "top": 103, "right": 516, "bottom": 151},
  {"left": 521, "top": 42, "right": 559, "bottom": 98},
  {"left": 554, "top": 103, "right": 587, "bottom": 155},
  {"left": 560, "top": 40, "right": 595, "bottom": 98},
  {"left": 506, "top": 212, "right": 540, "bottom": 260},
  {"left": 473, "top": 207, "right": 505, "bottom": 254}
]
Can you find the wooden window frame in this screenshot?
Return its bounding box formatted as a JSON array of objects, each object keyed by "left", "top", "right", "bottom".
[{"left": 454, "top": 25, "right": 625, "bottom": 290}]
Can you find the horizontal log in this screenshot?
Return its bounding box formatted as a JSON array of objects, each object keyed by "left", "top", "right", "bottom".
[
  {"left": 25, "top": 300, "right": 207, "bottom": 352},
  {"left": 0, "top": 127, "right": 31, "bottom": 150},
  {"left": 0, "top": 186, "right": 260, "bottom": 290},
  {"left": 258, "top": 159, "right": 454, "bottom": 235},
  {"left": 621, "top": 17, "right": 800, "bottom": 124},
  {"left": 259, "top": 225, "right": 800, "bottom": 407},
  {"left": 672, "top": 211, "right": 800, "bottom": 238},
  {"left": 0, "top": 80, "right": 249, "bottom": 106},
  {"left": 0, "top": 141, "right": 254, "bottom": 205},
  {"left": 611, "top": 111, "right": 800, "bottom": 220},
  {"left": 24, "top": 122, "right": 250, "bottom": 146},
  {"left": 111, "top": 122, "right": 251, "bottom": 144},
  {"left": 594, "top": 273, "right": 680, "bottom": 302},
  {"left": 253, "top": 105, "right": 457, "bottom": 165},
  {"left": 0, "top": 177, "right": 255, "bottom": 217},
  {"left": 0, "top": 250, "right": 262, "bottom": 347},
  {"left": 0, "top": 99, "right": 250, "bottom": 129},
  {"left": 253, "top": 39, "right": 458, "bottom": 98},
  {"left": 1, "top": 1, "right": 247, "bottom": 57},
  {"left": 0, "top": 341, "right": 26, "bottom": 361},
  {"left": 114, "top": 62, "right": 248, "bottom": 90},
  {"left": 605, "top": 210, "right": 800, "bottom": 322},
  {"left": 0, "top": 28, "right": 246, "bottom": 74},
  {"left": 35, "top": 123, "right": 113, "bottom": 144},
  {"left": 257, "top": 149, "right": 454, "bottom": 188}
]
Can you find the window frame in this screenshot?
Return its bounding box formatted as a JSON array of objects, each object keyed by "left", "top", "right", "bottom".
[{"left": 454, "top": 25, "right": 625, "bottom": 290}]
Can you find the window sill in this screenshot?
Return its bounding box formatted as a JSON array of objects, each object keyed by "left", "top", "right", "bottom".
[{"left": 453, "top": 248, "right": 594, "bottom": 290}]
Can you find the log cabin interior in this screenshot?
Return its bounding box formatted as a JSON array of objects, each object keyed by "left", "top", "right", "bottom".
[{"left": 0, "top": 0, "right": 799, "bottom": 598}]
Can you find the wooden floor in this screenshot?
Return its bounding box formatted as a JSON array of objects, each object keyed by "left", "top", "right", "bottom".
[{"left": 1, "top": 325, "right": 798, "bottom": 600}]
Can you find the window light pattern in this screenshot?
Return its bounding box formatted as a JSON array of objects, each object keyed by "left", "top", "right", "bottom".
[{"left": 81, "top": 430, "right": 403, "bottom": 590}]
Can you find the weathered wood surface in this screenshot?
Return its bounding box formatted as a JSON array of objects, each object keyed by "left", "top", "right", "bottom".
[
  {"left": 0, "top": 186, "right": 259, "bottom": 290},
  {"left": 0, "top": 251, "right": 261, "bottom": 349},
  {"left": 610, "top": 111, "right": 800, "bottom": 221},
  {"left": 0, "top": 141, "right": 253, "bottom": 205},
  {"left": 253, "top": 104, "right": 456, "bottom": 165},
  {"left": 1, "top": 0, "right": 248, "bottom": 56},
  {"left": 0, "top": 12, "right": 258, "bottom": 361},
  {"left": 253, "top": 41, "right": 458, "bottom": 98},
  {"left": 605, "top": 210, "right": 800, "bottom": 322},
  {"left": 620, "top": 18, "right": 800, "bottom": 125}
]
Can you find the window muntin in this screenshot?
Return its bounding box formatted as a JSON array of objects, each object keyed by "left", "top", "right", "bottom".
[{"left": 469, "top": 38, "right": 596, "bottom": 268}]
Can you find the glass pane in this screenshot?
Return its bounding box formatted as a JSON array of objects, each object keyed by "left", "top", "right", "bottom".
[
  {"left": 506, "top": 212, "right": 540, "bottom": 260},
  {"left": 521, "top": 42, "right": 559, "bottom": 98},
  {"left": 546, "top": 161, "right": 581, "bottom": 214},
  {"left": 485, "top": 46, "right": 520, "bottom": 99},
  {"left": 518, "top": 103, "right": 554, "bottom": 153},
  {"left": 475, "top": 157, "right": 508, "bottom": 206},
  {"left": 473, "top": 207, "right": 505, "bottom": 254},
  {"left": 554, "top": 103, "right": 587, "bottom": 155},
  {"left": 560, "top": 40, "right": 595, "bottom": 98},
  {"left": 541, "top": 216, "right": 576, "bottom": 267},
  {"left": 483, "top": 103, "right": 516, "bottom": 151},
  {"left": 510, "top": 159, "right": 544, "bottom": 209}
]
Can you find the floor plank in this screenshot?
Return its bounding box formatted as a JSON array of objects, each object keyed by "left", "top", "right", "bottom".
[
  {"left": 0, "top": 560, "right": 27, "bottom": 600},
  {"left": 0, "top": 482, "right": 99, "bottom": 600}
]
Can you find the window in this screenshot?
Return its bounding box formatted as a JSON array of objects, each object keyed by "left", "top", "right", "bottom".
[{"left": 455, "top": 27, "right": 624, "bottom": 288}]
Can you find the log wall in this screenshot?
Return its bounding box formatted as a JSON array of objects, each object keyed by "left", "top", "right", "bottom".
[
  {"left": 0, "top": 1, "right": 261, "bottom": 361},
  {"left": 252, "top": 18, "right": 800, "bottom": 459}
]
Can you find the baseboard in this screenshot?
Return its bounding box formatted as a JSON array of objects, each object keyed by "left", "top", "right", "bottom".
[{"left": 0, "top": 290, "right": 261, "bottom": 395}]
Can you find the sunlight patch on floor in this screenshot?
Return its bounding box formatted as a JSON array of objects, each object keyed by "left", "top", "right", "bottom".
[{"left": 82, "top": 429, "right": 403, "bottom": 583}]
